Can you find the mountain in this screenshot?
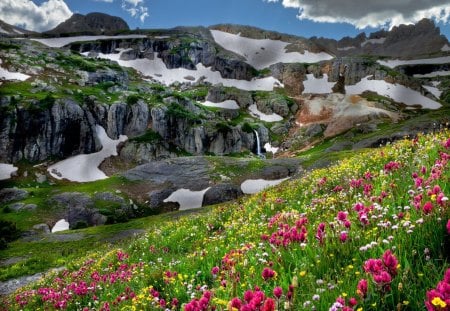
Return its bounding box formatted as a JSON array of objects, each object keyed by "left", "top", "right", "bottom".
[
  {"left": 0, "top": 20, "right": 36, "bottom": 37},
  {"left": 45, "top": 12, "right": 129, "bottom": 35},
  {"left": 312, "top": 18, "right": 450, "bottom": 58}
]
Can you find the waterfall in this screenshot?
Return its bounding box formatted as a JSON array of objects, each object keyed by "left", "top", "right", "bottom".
[{"left": 254, "top": 130, "right": 261, "bottom": 156}]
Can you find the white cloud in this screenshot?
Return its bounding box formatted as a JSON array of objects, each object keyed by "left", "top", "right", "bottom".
[
  {"left": 94, "top": 0, "right": 114, "bottom": 2},
  {"left": 0, "top": 0, "right": 72, "bottom": 32},
  {"left": 121, "top": 0, "right": 148, "bottom": 23},
  {"left": 266, "top": 0, "right": 450, "bottom": 29}
]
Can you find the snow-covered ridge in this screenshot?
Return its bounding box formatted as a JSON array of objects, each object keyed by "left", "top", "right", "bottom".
[
  {"left": 31, "top": 34, "right": 147, "bottom": 48},
  {"left": 47, "top": 125, "right": 127, "bottom": 182},
  {"left": 378, "top": 56, "right": 450, "bottom": 68},
  {"left": 302, "top": 75, "right": 441, "bottom": 109},
  {"left": 210, "top": 30, "right": 333, "bottom": 70},
  {"left": 92, "top": 50, "right": 282, "bottom": 91},
  {"left": 442, "top": 44, "right": 450, "bottom": 52},
  {"left": 361, "top": 38, "right": 386, "bottom": 47}
]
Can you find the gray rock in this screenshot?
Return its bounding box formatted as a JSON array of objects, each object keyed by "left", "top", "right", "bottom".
[
  {"left": 0, "top": 188, "right": 28, "bottom": 204},
  {"left": 32, "top": 223, "right": 50, "bottom": 234},
  {"left": 305, "top": 124, "right": 324, "bottom": 138},
  {"left": 202, "top": 184, "right": 243, "bottom": 206}
]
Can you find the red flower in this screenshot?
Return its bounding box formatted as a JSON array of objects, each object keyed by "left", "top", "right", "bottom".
[
  {"left": 262, "top": 268, "right": 276, "bottom": 281},
  {"left": 273, "top": 286, "right": 282, "bottom": 299},
  {"left": 446, "top": 219, "right": 450, "bottom": 235},
  {"left": 422, "top": 201, "right": 433, "bottom": 214},
  {"left": 357, "top": 279, "right": 368, "bottom": 299},
  {"left": 262, "top": 298, "right": 275, "bottom": 311}
]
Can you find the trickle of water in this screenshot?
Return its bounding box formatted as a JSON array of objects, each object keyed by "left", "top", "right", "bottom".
[{"left": 254, "top": 130, "right": 261, "bottom": 156}]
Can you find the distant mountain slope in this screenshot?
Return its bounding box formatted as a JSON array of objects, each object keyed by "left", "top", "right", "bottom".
[
  {"left": 0, "top": 20, "right": 36, "bottom": 36},
  {"left": 313, "top": 18, "right": 449, "bottom": 58},
  {"left": 45, "top": 12, "right": 129, "bottom": 36}
]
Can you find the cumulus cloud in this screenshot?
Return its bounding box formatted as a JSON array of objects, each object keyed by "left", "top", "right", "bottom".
[
  {"left": 266, "top": 0, "right": 450, "bottom": 29},
  {"left": 0, "top": 0, "right": 72, "bottom": 32},
  {"left": 121, "top": 0, "right": 148, "bottom": 23}
]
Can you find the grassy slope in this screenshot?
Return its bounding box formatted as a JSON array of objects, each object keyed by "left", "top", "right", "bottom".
[{"left": 1, "top": 130, "right": 448, "bottom": 310}]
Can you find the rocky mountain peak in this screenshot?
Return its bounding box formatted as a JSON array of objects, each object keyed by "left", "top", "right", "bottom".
[{"left": 45, "top": 12, "right": 129, "bottom": 35}]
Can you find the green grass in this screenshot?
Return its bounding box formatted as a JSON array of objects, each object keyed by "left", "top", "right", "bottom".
[{"left": 1, "top": 130, "right": 448, "bottom": 310}]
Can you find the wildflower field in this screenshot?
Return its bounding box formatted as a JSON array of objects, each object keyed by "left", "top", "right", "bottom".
[{"left": 2, "top": 131, "right": 449, "bottom": 311}]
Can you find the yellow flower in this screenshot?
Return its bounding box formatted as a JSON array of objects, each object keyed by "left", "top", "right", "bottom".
[
  {"left": 299, "top": 270, "right": 307, "bottom": 277},
  {"left": 431, "top": 297, "right": 447, "bottom": 308}
]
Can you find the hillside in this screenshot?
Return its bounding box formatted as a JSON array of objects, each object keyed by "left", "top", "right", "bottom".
[
  {"left": 0, "top": 130, "right": 448, "bottom": 310},
  {"left": 0, "top": 16, "right": 450, "bottom": 310}
]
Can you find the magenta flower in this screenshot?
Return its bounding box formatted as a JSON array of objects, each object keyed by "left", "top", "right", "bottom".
[
  {"left": 340, "top": 232, "right": 348, "bottom": 243},
  {"left": 356, "top": 279, "right": 368, "bottom": 298},
  {"left": 273, "top": 286, "right": 283, "bottom": 299},
  {"left": 446, "top": 219, "right": 450, "bottom": 234},
  {"left": 422, "top": 201, "right": 433, "bottom": 214},
  {"left": 262, "top": 267, "right": 276, "bottom": 281},
  {"left": 211, "top": 266, "right": 219, "bottom": 276}
]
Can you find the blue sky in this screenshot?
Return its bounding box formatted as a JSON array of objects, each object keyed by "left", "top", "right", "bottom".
[{"left": 1, "top": 0, "right": 450, "bottom": 40}]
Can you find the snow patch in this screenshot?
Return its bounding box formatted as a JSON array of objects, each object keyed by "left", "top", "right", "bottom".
[
  {"left": 361, "top": 38, "right": 386, "bottom": 47},
  {"left": 346, "top": 76, "right": 441, "bottom": 109},
  {"left": 0, "top": 59, "right": 30, "bottom": 81},
  {"left": 423, "top": 85, "right": 442, "bottom": 99},
  {"left": 31, "top": 35, "right": 147, "bottom": 48},
  {"left": 95, "top": 51, "right": 281, "bottom": 91},
  {"left": 378, "top": 56, "right": 450, "bottom": 68},
  {"left": 413, "top": 71, "right": 450, "bottom": 78},
  {"left": 163, "top": 188, "right": 210, "bottom": 210},
  {"left": 47, "top": 125, "right": 127, "bottom": 182},
  {"left": 248, "top": 104, "right": 283, "bottom": 122},
  {"left": 442, "top": 44, "right": 450, "bottom": 52},
  {"left": 241, "top": 178, "right": 290, "bottom": 194},
  {"left": 0, "top": 164, "right": 18, "bottom": 180},
  {"left": 337, "top": 46, "right": 356, "bottom": 51},
  {"left": 51, "top": 219, "right": 70, "bottom": 233},
  {"left": 210, "top": 30, "right": 333, "bottom": 70},
  {"left": 264, "top": 143, "right": 279, "bottom": 154},
  {"left": 200, "top": 100, "right": 240, "bottom": 109},
  {"left": 303, "top": 74, "right": 334, "bottom": 94}
]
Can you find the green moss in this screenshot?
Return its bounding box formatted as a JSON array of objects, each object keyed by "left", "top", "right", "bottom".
[
  {"left": 129, "top": 129, "right": 162, "bottom": 143},
  {"left": 166, "top": 102, "right": 201, "bottom": 123}
]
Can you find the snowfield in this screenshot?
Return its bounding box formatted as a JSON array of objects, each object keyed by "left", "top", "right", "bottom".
[
  {"left": 93, "top": 50, "right": 282, "bottom": 91},
  {"left": 248, "top": 104, "right": 283, "bottom": 122},
  {"left": 302, "top": 75, "right": 441, "bottom": 109},
  {"left": 423, "top": 84, "right": 442, "bottom": 99},
  {"left": 47, "top": 125, "right": 127, "bottom": 182},
  {"left": 31, "top": 35, "right": 147, "bottom": 48},
  {"left": 378, "top": 56, "right": 450, "bottom": 68},
  {"left": 163, "top": 188, "right": 210, "bottom": 210},
  {"left": 303, "top": 74, "right": 335, "bottom": 94},
  {"left": 264, "top": 143, "right": 279, "bottom": 154},
  {"left": 346, "top": 76, "right": 441, "bottom": 109},
  {"left": 199, "top": 100, "right": 240, "bottom": 109},
  {"left": 413, "top": 71, "right": 450, "bottom": 78},
  {"left": 241, "top": 178, "right": 290, "bottom": 194},
  {"left": 0, "top": 59, "right": 30, "bottom": 81},
  {"left": 210, "top": 30, "right": 333, "bottom": 70},
  {"left": 0, "top": 163, "right": 18, "bottom": 180}
]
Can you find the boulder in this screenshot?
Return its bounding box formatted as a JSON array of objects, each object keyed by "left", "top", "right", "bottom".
[
  {"left": 202, "top": 184, "right": 243, "bottom": 206},
  {"left": 0, "top": 188, "right": 28, "bottom": 204}
]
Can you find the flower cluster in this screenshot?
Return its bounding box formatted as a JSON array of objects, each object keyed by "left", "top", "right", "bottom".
[{"left": 425, "top": 269, "right": 450, "bottom": 311}]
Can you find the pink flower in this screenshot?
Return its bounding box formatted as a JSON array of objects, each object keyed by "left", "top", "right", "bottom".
[
  {"left": 340, "top": 232, "right": 348, "bottom": 243},
  {"left": 273, "top": 286, "right": 282, "bottom": 299},
  {"left": 262, "top": 268, "right": 276, "bottom": 281},
  {"left": 230, "top": 297, "right": 242, "bottom": 309},
  {"left": 211, "top": 266, "right": 219, "bottom": 276},
  {"left": 422, "top": 201, "right": 433, "bottom": 214},
  {"left": 447, "top": 219, "right": 450, "bottom": 235},
  {"left": 357, "top": 279, "right": 368, "bottom": 298},
  {"left": 382, "top": 250, "right": 398, "bottom": 276},
  {"left": 262, "top": 298, "right": 275, "bottom": 311},
  {"left": 337, "top": 211, "right": 347, "bottom": 222}
]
